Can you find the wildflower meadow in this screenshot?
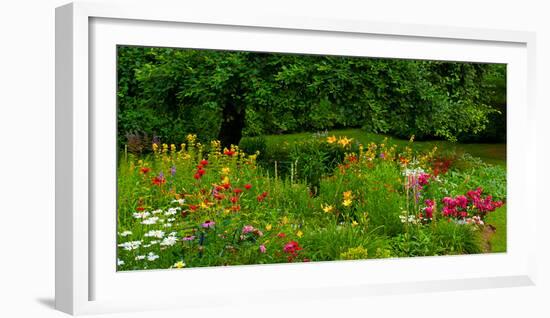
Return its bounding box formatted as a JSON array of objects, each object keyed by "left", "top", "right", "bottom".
[{"left": 116, "top": 46, "right": 506, "bottom": 270}]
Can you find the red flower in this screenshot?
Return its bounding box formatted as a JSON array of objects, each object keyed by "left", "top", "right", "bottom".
[
  {"left": 224, "top": 149, "right": 236, "bottom": 156},
  {"left": 230, "top": 196, "right": 239, "bottom": 204},
  {"left": 189, "top": 205, "right": 198, "bottom": 211},
  {"left": 233, "top": 188, "right": 243, "bottom": 194},
  {"left": 283, "top": 241, "right": 302, "bottom": 254},
  {"left": 257, "top": 195, "right": 265, "bottom": 202},
  {"left": 152, "top": 176, "right": 166, "bottom": 186},
  {"left": 140, "top": 167, "right": 151, "bottom": 174},
  {"left": 261, "top": 191, "right": 268, "bottom": 197},
  {"left": 277, "top": 232, "right": 286, "bottom": 238},
  {"left": 231, "top": 205, "right": 241, "bottom": 211},
  {"left": 214, "top": 193, "right": 225, "bottom": 201},
  {"left": 200, "top": 159, "right": 209, "bottom": 166},
  {"left": 136, "top": 206, "right": 145, "bottom": 212},
  {"left": 193, "top": 173, "right": 201, "bottom": 180},
  {"left": 197, "top": 168, "right": 206, "bottom": 176},
  {"left": 222, "top": 183, "right": 231, "bottom": 190},
  {"left": 244, "top": 183, "right": 252, "bottom": 190}
]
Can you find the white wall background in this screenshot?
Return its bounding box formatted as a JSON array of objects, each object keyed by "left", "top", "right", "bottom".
[{"left": 0, "top": 0, "right": 548, "bottom": 317}]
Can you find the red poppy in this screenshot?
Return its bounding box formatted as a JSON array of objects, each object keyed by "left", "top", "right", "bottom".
[
  {"left": 140, "top": 167, "right": 151, "bottom": 174},
  {"left": 244, "top": 183, "right": 252, "bottom": 190},
  {"left": 197, "top": 168, "right": 206, "bottom": 176},
  {"left": 200, "top": 159, "right": 209, "bottom": 166}
]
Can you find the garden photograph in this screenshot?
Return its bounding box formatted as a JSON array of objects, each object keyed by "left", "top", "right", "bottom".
[{"left": 115, "top": 46, "right": 506, "bottom": 271}]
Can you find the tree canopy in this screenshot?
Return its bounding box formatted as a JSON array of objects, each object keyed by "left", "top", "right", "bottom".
[{"left": 117, "top": 46, "right": 506, "bottom": 148}]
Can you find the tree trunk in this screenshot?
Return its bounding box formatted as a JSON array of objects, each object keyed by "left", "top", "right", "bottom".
[{"left": 218, "top": 94, "right": 245, "bottom": 149}]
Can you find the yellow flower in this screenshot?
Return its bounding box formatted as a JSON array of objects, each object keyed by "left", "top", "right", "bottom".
[
  {"left": 327, "top": 135, "right": 337, "bottom": 144},
  {"left": 222, "top": 176, "right": 230, "bottom": 185},
  {"left": 186, "top": 134, "right": 197, "bottom": 144},
  {"left": 296, "top": 230, "right": 304, "bottom": 238},
  {"left": 322, "top": 204, "right": 334, "bottom": 213},
  {"left": 170, "top": 144, "right": 176, "bottom": 152},
  {"left": 281, "top": 216, "right": 289, "bottom": 225},
  {"left": 343, "top": 199, "right": 353, "bottom": 207},
  {"left": 152, "top": 143, "right": 159, "bottom": 152},
  {"left": 343, "top": 190, "right": 353, "bottom": 201},
  {"left": 338, "top": 136, "right": 353, "bottom": 147},
  {"left": 351, "top": 220, "right": 359, "bottom": 227},
  {"left": 173, "top": 261, "right": 186, "bottom": 269},
  {"left": 221, "top": 167, "right": 231, "bottom": 175},
  {"left": 265, "top": 224, "right": 272, "bottom": 231}
]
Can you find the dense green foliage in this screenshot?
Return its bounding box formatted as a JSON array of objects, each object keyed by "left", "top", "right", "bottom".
[{"left": 117, "top": 46, "right": 506, "bottom": 149}]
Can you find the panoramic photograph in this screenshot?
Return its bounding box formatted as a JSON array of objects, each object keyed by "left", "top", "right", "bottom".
[{"left": 115, "top": 46, "right": 506, "bottom": 271}]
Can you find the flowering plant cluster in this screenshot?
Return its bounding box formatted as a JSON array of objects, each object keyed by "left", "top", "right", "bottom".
[
  {"left": 116, "top": 132, "right": 506, "bottom": 270},
  {"left": 441, "top": 187, "right": 503, "bottom": 222}
]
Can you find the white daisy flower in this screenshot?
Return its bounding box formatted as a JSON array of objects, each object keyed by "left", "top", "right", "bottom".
[
  {"left": 119, "top": 230, "right": 132, "bottom": 237},
  {"left": 141, "top": 217, "right": 159, "bottom": 225},
  {"left": 135, "top": 255, "right": 146, "bottom": 261},
  {"left": 147, "top": 252, "right": 159, "bottom": 261},
  {"left": 163, "top": 223, "right": 172, "bottom": 228},
  {"left": 167, "top": 218, "right": 176, "bottom": 222},
  {"left": 160, "top": 236, "right": 177, "bottom": 246},
  {"left": 164, "top": 207, "right": 180, "bottom": 216},
  {"left": 149, "top": 240, "right": 159, "bottom": 245},
  {"left": 144, "top": 230, "right": 165, "bottom": 238},
  {"left": 152, "top": 209, "right": 163, "bottom": 215},
  {"left": 133, "top": 211, "right": 150, "bottom": 219},
  {"left": 172, "top": 199, "right": 185, "bottom": 205},
  {"left": 117, "top": 240, "right": 142, "bottom": 250},
  {"left": 117, "top": 259, "right": 125, "bottom": 266}
]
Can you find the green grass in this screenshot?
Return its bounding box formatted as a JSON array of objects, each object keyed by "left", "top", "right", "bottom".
[
  {"left": 485, "top": 205, "right": 507, "bottom": 253},
  {"left": 258, "top": 128, "right": 506, "bottom": 167}
]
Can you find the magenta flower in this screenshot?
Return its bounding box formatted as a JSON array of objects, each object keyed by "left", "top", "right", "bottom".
[
  {"left": 182, "top": 235, "right": 195, "bottom": 241},
  {"left": 201, "top": 220, "right": 215, "bottom": 228},
  {"left": 242, "top": 225, "right": 255, "bottom": 234},
  {"left": 259, "top": 244, "right": 266, "bottom": 253}
]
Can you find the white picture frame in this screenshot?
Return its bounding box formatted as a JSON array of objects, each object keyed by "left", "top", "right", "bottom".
[{"left": 55, "top": 1, "right": 537, "bottom": 315}]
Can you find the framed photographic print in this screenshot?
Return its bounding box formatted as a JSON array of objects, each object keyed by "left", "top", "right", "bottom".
[{"left": 55, "top": 1, "right": 537, "bottom": 315}]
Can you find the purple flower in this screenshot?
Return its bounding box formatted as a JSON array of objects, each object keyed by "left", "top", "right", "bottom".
[
  {"left": 379, "top": 153, "right": 385, "bottom": 159},
  {"left": 201, "top": 220, "right": 215, "bottom": 229},
  {"left": 170, "top": 166, "right": 177, "bottom": 176}
]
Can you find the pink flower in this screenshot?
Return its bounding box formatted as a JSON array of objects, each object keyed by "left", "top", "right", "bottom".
[
  {"left": 242, "top": 225, "right": 255, "bottom": 234},
  {"left": 425, "top": 206, "right": 434, "bottom": 219},
  {"left": 201, "top": 220, "right": 215, "bottom": 228},
  {"left": 259, "top": 244, "right": 266, "bottom": 253},
  {"left": 183, "top": 235, "right": 195, "bottom": 241}
]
